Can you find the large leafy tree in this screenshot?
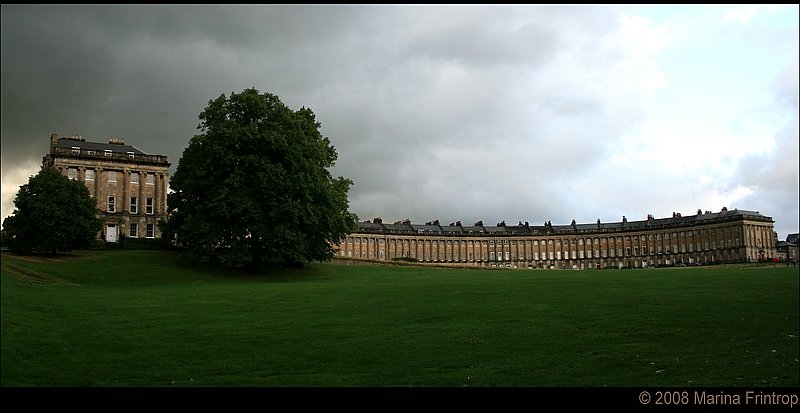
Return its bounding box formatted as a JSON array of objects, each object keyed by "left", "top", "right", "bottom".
[
  {"left": 2, "top": 166, "right": 101, "bottom": 255},
  {"left": 162, "top": 88, "right": 358, "bottom": 270}
]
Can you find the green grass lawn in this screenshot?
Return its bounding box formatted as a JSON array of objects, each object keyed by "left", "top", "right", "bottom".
[{"left": 1, "top": 250, "right": 798, "bottom": 387}]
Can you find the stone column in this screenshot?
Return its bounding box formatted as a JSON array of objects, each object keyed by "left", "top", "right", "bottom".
[
  {"left": 94, "top": 168, "right": 102, "bottom": 207},
  {"left": 153, "top": 173, "right": 159, "bottom": 217},
  {"left": 140, "top": 171, "right": 146, "bottom": 216},
  {"left": 122, "top": 170, "right": 129, "bottom": 215},
  {"left": 161, "top": 173, "right": 168, "bottom": 214}
]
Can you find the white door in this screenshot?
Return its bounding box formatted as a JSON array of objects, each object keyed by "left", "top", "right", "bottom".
[{"left": 107, "top": 224, "right": 117, "bottom": 243}]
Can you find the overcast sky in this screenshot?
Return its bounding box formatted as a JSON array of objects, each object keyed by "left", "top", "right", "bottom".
[{"left": 2, "top": 5, "right": 798, "bottom": 239}]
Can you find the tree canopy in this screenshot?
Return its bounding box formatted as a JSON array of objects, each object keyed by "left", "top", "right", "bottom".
[
  {"left": 2, "top": 166, "right": 101, "bottom": 255},
  {"left": 161, "top": 88, "right": 358, "bottom": 270}
]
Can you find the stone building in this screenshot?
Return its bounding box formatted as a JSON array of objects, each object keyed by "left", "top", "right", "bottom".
[
  {"left": 42, "top": 134, "right": 170, "bottom": 242},
  {"left": 336, "top": 208, "right": 778, "bottom": 269},
  {"left": 776, "top": 233, "right": 799, "bottom": 263}
]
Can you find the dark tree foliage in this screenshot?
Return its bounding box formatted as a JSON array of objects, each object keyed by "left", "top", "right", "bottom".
[
  {"left": 2, "top": 166, "right": 101, "bottom": 255},
  {"left": 161, "top": 88, "right": 358, "bottom": 271}
]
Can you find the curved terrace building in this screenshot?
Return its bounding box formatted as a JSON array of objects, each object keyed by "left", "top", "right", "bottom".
[{"left": 335, "top": 209, "right": 777, "bottom": 269}]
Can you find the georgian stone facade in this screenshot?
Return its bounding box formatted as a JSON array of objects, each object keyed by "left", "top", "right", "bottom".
[
  {"left": 336, "top": 209, "right": 777, "bottom": 268},
  {"left": 42, "top": 134, "right": 170, "bottom": 242}
]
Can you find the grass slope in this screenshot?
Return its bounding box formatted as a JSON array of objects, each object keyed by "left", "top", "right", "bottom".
[{"left": 2, "top": 250, "right": 798, "bottom": 387}]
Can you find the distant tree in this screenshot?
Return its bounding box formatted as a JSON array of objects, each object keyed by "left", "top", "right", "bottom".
[
  {"left": 161, "top": 88, "right": 358, "bottom": 271},
  {"left": 2, "top": 166, "right": 101, "bottom": 255}
]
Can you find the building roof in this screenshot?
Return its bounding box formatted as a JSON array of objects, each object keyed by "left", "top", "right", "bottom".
[
  {"left": 55, "top": 137, "right": 149, "bottom": 155},
  {"left": 353, "top": 208, "right": 773, "bottom": 236},
  {"left": 46, "top": 134, "right": 170, "bottom": 167}
]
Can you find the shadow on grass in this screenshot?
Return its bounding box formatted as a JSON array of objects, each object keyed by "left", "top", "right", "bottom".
[
  {"left": 170, "top": 251, "right": 337, "bottom": 283},
  {"left": 1, "top": 250, "right": 96, "bottom": 263}
]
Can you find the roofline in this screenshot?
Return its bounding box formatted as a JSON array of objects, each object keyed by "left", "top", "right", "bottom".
[{"left": 353, "top": 209, "right": 774, "bottom": 236}]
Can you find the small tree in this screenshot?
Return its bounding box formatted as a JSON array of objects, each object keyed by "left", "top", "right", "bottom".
[
  {"left": 161, "top": 88, "right": 358, "bottom": 270},
  {"left": 2, "top": 166, "right": 101, "bottom": 255}
]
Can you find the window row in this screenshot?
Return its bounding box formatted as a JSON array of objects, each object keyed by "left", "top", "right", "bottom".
[
  {"left": 345, "top": 237, "right": 742, "bottom": 250},
  {"left": 128, "top": 223, "right": 155, "bottom": 238},
  {"left": 69, "top": 147, "right": 140, "bottom": 159},
  {"left": 67, "top": 168, "right": 157, "bottom": 184},
  {"left": 107, "top": 196, "right": 154, "bottom": 214}
]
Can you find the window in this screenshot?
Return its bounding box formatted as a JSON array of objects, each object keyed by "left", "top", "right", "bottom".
[
  {"left": 108, "top": 171, "right": 117, "bottom": 183},
  {"left": 127, "top": 152, "right": 135, "bottom": 159},
  {"left": 85, "top": 169, "right": 94, "bottom": 181},
  {"left": 71, "top": 146, "right": 80, "bottom": 154},
  {"left": 130, "top": 173, "right": 139, "bottom": 184},
  {"left": 107, "top": 196, "right": 116, "bottom": 213},
  {"left": 104, "top": 149, "right": 112, "bottom": 157},
  {"left": 146, "top": 198, "right": 153, "bottom": 214},
  {"left": 146, "top": 224, "right": 154, "bottom": 238},
  {"left": 146, "top": 174, "right": 155, "bottom": 185},
  {"left": 130, "top": 197, "right": 138, "bottom": 214},
  {"left": 129, "top": 223, "right": 138, "bottom": 237},
  {"left": 67, "top": 168, "right": 77, "bottom": 180}
]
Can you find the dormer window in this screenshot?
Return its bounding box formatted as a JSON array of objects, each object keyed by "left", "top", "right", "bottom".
[
  {"left": 104, "top": 149, "right": 112, "bottom": 157},
  {"left": 71, "top": 146, "right": 80, "bottom": 154}
]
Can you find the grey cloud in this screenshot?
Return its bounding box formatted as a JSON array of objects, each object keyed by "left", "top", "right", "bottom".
[{"left": 4, "top": 5, "right": 793, "bottom": 237}]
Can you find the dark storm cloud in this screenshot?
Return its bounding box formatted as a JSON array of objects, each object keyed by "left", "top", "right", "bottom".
[
  {"left": 2, "top": 5, "right": 797, "bottom": 236},
  {"left": 0, "top": 4, "right": 654, "bottom": 227}
]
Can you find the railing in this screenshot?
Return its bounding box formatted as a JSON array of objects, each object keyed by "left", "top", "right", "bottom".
[{"left": 50, "top": 147, "right": 169, "bottom": 165}]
